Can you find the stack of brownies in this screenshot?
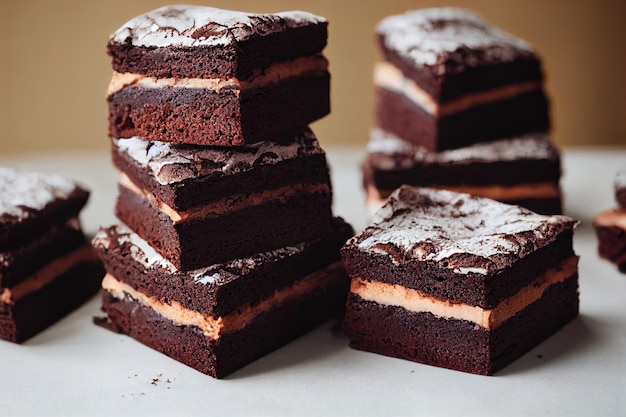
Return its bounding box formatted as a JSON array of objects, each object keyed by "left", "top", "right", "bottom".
[
  {"left": 363, "top": 8, "right": 563, "bottom": 216},
  {"left": 92, "top": 5, "right": 352, "bottom": 378}
]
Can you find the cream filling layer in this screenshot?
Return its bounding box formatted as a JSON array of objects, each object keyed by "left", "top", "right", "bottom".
[
  {"left": 594, "top": 208, "right": 626, "bottom": 230},
  {"left": 374, "top": 61, "right": 542, "bottom": 117},
  {"left": 107, "top": 55, "right": 329, "bottom": 97},
  {"left": 102, "top": 261, "right": 344, "bottom": 339},
  {"left": 0, "top": 246, "right": 98, "bottom": 305},
  {"left": 351, "top": 256, "right": 578, "bottom": 329},
  {"left": 368, "top": 182, "right": 560, "bottom": 203},
  {"left": 119, "top": 173, "right": 330, "bottom": 224}
]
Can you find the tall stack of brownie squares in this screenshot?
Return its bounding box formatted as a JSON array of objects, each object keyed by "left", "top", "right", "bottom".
[
  {"left": 93, "top": 5, "right": 353, "bottom": 379},
  {"left": 363, "top": 8, "right": 563, "bottom": 216}
]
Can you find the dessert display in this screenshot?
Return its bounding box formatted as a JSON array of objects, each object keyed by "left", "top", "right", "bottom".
[
  {"left": 96, "top": 4, "right": 351, "bottom": 378},
  {"left": 0, "top": 168, "right": 103, "bottom": 343},
  {"left": 365, "top": 7, "right": 562, "bottom": 215},
  {"left": 593, "top": 170, "right": 626, "bottom": 273},
  {"left": 363, "top": 129, "right": 562, "bottom": 215},
  {"left": 107, "top": 5, "right": 330, "bottom": 147},
  {"left": 341, "top": 186, "right": 579, "bottom": 375}
]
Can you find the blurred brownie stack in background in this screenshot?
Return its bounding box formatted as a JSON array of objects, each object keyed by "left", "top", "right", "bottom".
[{"left": 364, "top": 8, "right": 563, "bottom": 216}]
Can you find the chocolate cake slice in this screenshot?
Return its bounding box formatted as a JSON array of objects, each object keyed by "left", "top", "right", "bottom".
[
  {"left": 594, "top": 170, "right": 626, "bottom": 273},
  {"left": 107, "top": 4, "right": 330, "bottom": 146},
  {"left": 363, "top": 129, "right": 562, "bottom": 215},
  {"left": 375, "top": 8, "right": 549, "bottom": 151},
  {"left": 93, "top": 219, "right": 353, "bottom": 378},
  {"left": 112, "top": 128, "right": 333, "bottom": 271},
  {"left": 0, "top": 168, "right": 103, "bottom": 343},
  {"left": 341, "top": 186, "right": 579, "bottom": 375}
]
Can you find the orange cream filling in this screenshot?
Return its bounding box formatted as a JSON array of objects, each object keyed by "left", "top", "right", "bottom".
[
  {"left": 107, "top": 55, "right": 329, "bottom": 97},
  {"left": 374, "top": 61, "right": 542, "bottom": 117},
  {"left": 0, "top": 246, "right": 99, "bottom": 304},
  {"left": 351, "top": 256, "right": 578, "bottom": 329},
  {"left": 102, "top": 261, "right": 344, "bottom": 340},
  {"left": 119, "top": 173, "right": 330, "bottom": 224},
  {"left": 594, "top": 208, "right": 626, "bottom": 230}
]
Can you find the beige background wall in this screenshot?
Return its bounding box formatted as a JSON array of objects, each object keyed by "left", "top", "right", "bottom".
[{"left": 1, "top": 0, "right": 624, "bottom": 154}]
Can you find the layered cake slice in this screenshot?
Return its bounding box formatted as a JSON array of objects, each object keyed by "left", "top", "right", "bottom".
[
  {"left": 594, "top": 170, "right": 626, "bottom": 273},
  {"left": 107, "top": 4, "right": 330, "bottom": 146},
  {"left": 363, "top": 129, "right": 562, "bottom": 215},
  {"left": 0, "top": 168, "right": 103, "bottom": 343},
  {"left": 375, "top": 8, "right": 549, "bottom": 151},
  {"left": 341, "top": 186, "right": 579, "bottom": 375},
  {"left": 113, "top": 128, "right": 334, "bottom": 271},
  {"left": 93, "top": 219, "right": 353, "bottom": 378}
]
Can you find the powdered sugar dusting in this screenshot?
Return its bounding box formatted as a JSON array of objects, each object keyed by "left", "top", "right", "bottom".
[
  {"left": 115, "top": 129, "right": 323, "bottom": 185},
  {"left": 0, "top": 167, "right": 80, "bottom": 220},
  {"left": 352, "top": 186, "right": 577, "bottom": 274},
  {"left": 367, "top": 128, "right": 558, "bottom": 168},
  {"left": 111, "top": 5, "right": 325, "bottom": 47},
  {"left": 377, "top": 7, "right": 534, "bottom": 68},
  {"left": 93, "top": 224, "right": 309, "bottom": 285}
]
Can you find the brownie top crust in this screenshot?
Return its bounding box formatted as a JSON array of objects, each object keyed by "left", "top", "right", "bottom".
[
  {"left": 346, "top": 186, "right": 577, "bottom": 275},
  {"left": 367, "top": 129, "right": 559, "bottom": 170},
  {"left": 0, "top": 168, "right": 88, "bottom": 226},
  {"left": 110, "top": 5, "right": 325, "bottom": 48},
  {"left": 377, "top": 8, "right": 534, "bottom": 70},
  {"left": 114, "top": 128, "right": 324, "bottom": 186}
]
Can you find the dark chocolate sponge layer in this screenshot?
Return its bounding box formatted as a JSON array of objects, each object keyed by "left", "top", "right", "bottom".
[
  {"left": 375, "top": 86, "right": 549, "bottom": 151},
  {"left": 0, "top": 257, "right": 104, "bottom": 343},
  {"left": 108, "top": 74, "right": 330, "bottom": 146},
  {"left": 343, "top": 274, "right": 579, "bottom": 375},
  {"left": 108, "top": 6, "right": 328, "bottom": 80}
]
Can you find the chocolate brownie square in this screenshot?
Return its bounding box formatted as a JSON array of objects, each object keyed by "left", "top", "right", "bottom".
[
  {"left": 0, "top": 168, "right": 104, "bottom": 343},
  {"left": 363, "top": 129, "right": 562, "bottom": 215},
  {"left": 112, "top": 128, "right": 334, "bottom": 271},
  {"left": 593, "top": 170, "right": 626, "bottom": 272},
  {"left": 375, "top": 8, "right": 549, "bottom": 151},
  {"left": 341, "top": 186, "right": 579, "bottom": 375},
  {"left": 93, "top": 219, "right": 353, "bottom": 378},
  {"left": 107, "top": 5, "right": 329, "bottom": 146}
]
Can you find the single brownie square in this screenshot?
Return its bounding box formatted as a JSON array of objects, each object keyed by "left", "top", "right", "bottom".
[
  {"left": 93, "top": 219, "right": 353, "bottom": 378},
  {"left": 107, "top": 5, "right": 330, "bottom": 146},
  {"left": 112, "top": 128, "right": 334, "bottom": 271},
  {"left": 375, "top": 8, "right": 549, "bottom": 151},
  {"left": 363, "top": 129, "right": 562, "bottom": 215},
  {"left": 0, "top": 168, "right": 104, "bottom": 343},
  {"left": 593, "top": 170, "right": 626, "bottom": 273},
  {"left": 341, "top": 186, "right": 579, "bottom": 375}
]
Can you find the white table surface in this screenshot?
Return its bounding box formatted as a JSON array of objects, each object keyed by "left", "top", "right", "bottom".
[{"left": 0, "top": 146, "right": 624, "bottom": 417}]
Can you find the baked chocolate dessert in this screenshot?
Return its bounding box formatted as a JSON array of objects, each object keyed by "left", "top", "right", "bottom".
[
  {"left": 341, "top": 186, "right": 579, "bottom": 375},
  {"left": 375, "top": 8, "right": 549, "bottom": 151},
  {"left": 0, "top": 168, "right": 103, "bottom": 343},
  {"left": 112, "top": 128, "right": 333, "bottom": 271},
  {"left": 594, "top": 170, "right": 626, "bottom": 272},
  {"left": 107, "top": 5, "right": 330, "bottom": 146},
  {"left": 93, "top": 219, "right": 353, "bottom": 378},
  {"left": 363, "top": 129, "right": 562, "bottom": 215}
]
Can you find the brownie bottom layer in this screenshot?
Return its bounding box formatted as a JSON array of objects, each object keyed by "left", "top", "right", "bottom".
[
  {"left": 0, "top": 260, "right": 104, "bottom": 343},
  {"left": 98, "top": 274, "right": 348, "bottom": 378},
  {"left": 594, "top": 225, "right": 626, "bottom": 272},
  {"left": 343, "top": 276, "right": 579, "bottom": 375},
  {"left": 376, "top": 87, "right": 550, "bottom": 151}
]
